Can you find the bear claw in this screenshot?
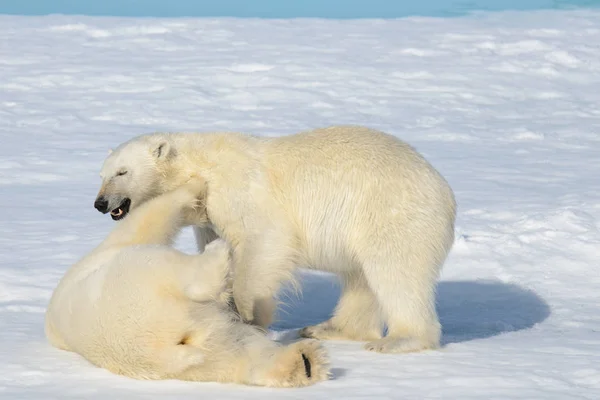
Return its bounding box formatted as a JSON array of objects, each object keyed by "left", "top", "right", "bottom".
[{"left": 301, "top": 353, "right": 311, "bottom": 378}]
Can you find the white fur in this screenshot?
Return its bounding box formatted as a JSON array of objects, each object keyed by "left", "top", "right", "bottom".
[
  {"left": 46, "top": 181, "right": 329, "bottom": 386},
  {"left": 97, "top": 125, "right": 457, "bottom": 353}
]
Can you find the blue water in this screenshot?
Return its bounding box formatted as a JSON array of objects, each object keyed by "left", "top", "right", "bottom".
[{"left": 0, "top": 0, "right": 599, "bottom": 18}]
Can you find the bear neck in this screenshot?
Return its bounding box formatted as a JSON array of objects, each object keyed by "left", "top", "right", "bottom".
[{"left": 160, "top": 132, "right": 266, "bottom": 191}]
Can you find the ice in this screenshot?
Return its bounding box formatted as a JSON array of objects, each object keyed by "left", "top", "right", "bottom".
[{"left": 1, "top": 9, "right": 599, "bottom": 399}]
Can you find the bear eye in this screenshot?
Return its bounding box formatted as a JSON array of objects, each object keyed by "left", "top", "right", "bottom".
[{"left": 116, "top": 170, "right": 128, "bottom": 176}]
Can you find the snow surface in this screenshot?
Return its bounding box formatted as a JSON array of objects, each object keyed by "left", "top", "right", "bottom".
[{"left": 1, "top": 10, "right": 600, "bottom": 399}]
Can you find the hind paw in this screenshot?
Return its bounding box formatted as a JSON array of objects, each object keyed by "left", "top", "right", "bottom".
[
  {"left": 365, "top": 336, "right": 438, "bottom": 354},
  {"left": 300, "top": 320, "right": 382, "bottom": 342},
  {"left": 262, "top": 340, "right": 330, "bottom": 387}
]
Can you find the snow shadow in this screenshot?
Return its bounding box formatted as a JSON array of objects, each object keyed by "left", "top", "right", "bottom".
[{"left": 272, "top": 271, "right": 551, "bottom": 345}]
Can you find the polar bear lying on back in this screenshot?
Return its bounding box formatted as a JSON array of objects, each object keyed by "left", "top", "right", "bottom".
[
  {"left": 94, "top": 125, "right": 457, "bottom": 354},
  {"left": 45, "top": 180, "right": 329, "bottom": 387}
]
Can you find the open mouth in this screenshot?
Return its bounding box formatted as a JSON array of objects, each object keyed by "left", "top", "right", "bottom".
[{"left": 110, "top": 198, "right": 131, "bottom": 221}]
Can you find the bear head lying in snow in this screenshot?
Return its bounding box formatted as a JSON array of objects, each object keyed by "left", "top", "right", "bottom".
[{"left": 94, "top": 125, "right": 457, "bottom": 354}]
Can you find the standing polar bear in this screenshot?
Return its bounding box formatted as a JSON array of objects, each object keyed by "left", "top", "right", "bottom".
[
  {"left": 95, "top": 125, "right": 457, "bottom": 354},
  {"left": 46, "top": 180, "right": 330, "bottom": 387}
]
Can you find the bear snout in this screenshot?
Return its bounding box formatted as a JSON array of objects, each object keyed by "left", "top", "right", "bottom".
[{"left": 94, "top": 197, "right": 109, "bottom": 213}]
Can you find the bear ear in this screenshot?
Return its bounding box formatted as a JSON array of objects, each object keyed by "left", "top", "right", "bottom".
[
  {"left": 153, "top": 141, "right": 173, "bottom": 160},
  {"left": 107, "top": 148, "right": 113, "bottom": 155}
]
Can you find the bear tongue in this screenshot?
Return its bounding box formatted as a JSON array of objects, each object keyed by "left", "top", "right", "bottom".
[{"left": 110, "top": 208, "right": 123, "bottom": 217}]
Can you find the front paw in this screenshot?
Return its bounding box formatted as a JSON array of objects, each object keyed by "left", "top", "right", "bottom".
[
  {"left": 178, "top": 180, "right": 209, "bottom": 225},
  {"left": 182, "top": 176, "right": 207, "bottom": 197},
  {"left": 178, "top": 177, "right": 207, "bottom": 207}
]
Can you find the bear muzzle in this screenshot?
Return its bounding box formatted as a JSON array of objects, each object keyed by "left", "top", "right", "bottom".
[{"left": 94, "top": 196, "right": 131, "bottom": 221}]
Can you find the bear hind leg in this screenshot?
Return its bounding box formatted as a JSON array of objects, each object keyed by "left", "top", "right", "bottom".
[
  {"left": 361, "top": 250, "right": 442, "bottom": 354},
  {"left": 299, "top": 270, "right": 383, "bottom": 342},
  {"left": 173, "top": 321, "right": 329, "bottom": 387}
]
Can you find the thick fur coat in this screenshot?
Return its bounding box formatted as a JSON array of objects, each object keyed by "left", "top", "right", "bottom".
[
  {"left": 46, "top": 181, "right": 330, "bottom": 387},
  {"left": 95, "top": 125, "right": 457, "bottom": 353}
]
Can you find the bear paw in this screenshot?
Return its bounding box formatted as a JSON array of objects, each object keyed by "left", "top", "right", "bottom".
[
  {"left": 364, "top": 336, "right": 438, "bottom": 354},
  {"left": 261, "top": 340, "right": 330, "bottom": 388},
  {"left": 300, "top": 320, "right": 382, "bottom": 342},
  {"left": 177, "top": 177, "right": 207, "bottom": 209}
]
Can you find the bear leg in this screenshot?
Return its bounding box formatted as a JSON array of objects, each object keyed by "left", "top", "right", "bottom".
[
  {"left": 173, "top": 316, "right": 329, "bottom": 387},
  {"left": 101, "top": 178, "right": 206, "bottom": 248},
  {"left": 361, "top": 253, "right": 442, "bottom": 354},
  {"left": 231, "top": 231, "right": 297, "bottom": 328},
  {"left": 300, "top": 271, "right": 383, "bottom": 342},
  {"left": 180, "top": 239, "right": 232, "bottom": 303}
]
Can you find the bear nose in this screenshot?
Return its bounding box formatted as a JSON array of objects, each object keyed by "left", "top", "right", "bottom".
[{"left": 94, "top": 197, "right": 109, "bottom": 213}]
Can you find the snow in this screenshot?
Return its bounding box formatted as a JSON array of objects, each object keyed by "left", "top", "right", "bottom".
[{"left": 1, "top": 9, "right": 600, "bottom": 399}]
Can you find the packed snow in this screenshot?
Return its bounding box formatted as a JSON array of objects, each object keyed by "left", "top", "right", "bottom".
[{"left": 1, "top": 9, "right": 600, "bottom": 399}]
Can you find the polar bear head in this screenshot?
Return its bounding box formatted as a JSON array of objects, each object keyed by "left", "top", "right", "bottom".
[{"left": 95, "top": 133, "right": 179, "bottom": 220}]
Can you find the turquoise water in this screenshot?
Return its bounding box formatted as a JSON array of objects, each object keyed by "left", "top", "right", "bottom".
[{"left": 0, "top": 0, "right": 599, "bottom": 18}]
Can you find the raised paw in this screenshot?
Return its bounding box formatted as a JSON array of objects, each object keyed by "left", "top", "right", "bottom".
[
  {"left": 182, "top": 176, "right": 207, "bottom": 197},
  {"left": 176, "top": 177, "right": 207, "bottom": 207},
  {"left": 364, "top": 336, "right": 438, "bottom": 354},
  {"left": 262, "top": 340, "right": 330, "bottom": 388},
  {"left": 176, "top": 178, "right": 209, "bottom": 225}
]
